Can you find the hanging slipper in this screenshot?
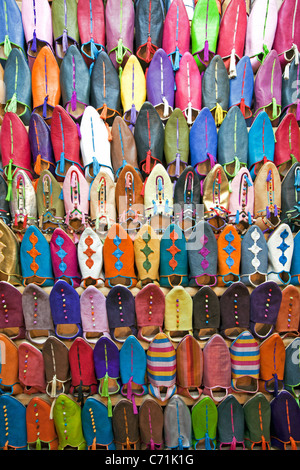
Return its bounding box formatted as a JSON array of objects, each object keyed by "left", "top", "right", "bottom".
[
  {"left": 0, "top": 112, "right": 33, "bottom": 203},
  {"left": 81, "top": 397, "right": 116, "bottom": 450},
  {"left": 110, "top": 115, "right": 139, "bottom": 179},
  {"left": 9, "top": 169, "right": 37, "bottom": 238},
  {"left": 248, "top": 111, "right": 275, "bottom": 181},
  {"left": 202, "top": 163, "right": 230, "bottom": 234},
  {"left": 89, "top": 170, "right": 116, "bottom": 240},
  {"left": 50, "top": 105, "right": 82, "bottom": 180},
  {"left": 217, "top": 223, "right": 241, "bottom": 287},
  {"left": 0, "top": 0, "right": 25, "bottom": 68},
  {"left": 18, "top": 341, "right": 46, "bottom": 394},
  {"left": 162, "top": 0, "right": 190, "bottom": 73},
  {"left": 281, "top": 52, "right": 300, "bottom": 122},
  {"left": 21, "top": 283, "right": 54, "bottom": 346},
  {"left": 217, "top": 395, "right": 245, "bottom": 450},
  {"left": 0, "top": 174, "right": 11, "bottom": 225},
  {"left": 174, "top": 52, "right": 202, "bottom": 126},
  {"left": 80, "top": 286, "right": 110, "bottom": 343},
  {"left": 191, "top": 0, "right": 220, "bottom": 72},
  {"left": 192, "top": 286, "right": 220, "bottom": 341},
  {"left": 164, "top": 108, "right": 189, "bottom": 183},
  {"left": 191, "top": 396, "right": 218, "bottom": 450},
  {"left": 121, "top": 55, "right": 146, "bottom": 131},
  {"left": 105, "top": 0, "right": 135, "bottom": 75},
  {"left": 0, "top": 395, "right": 27, "bottom": 450},
  {"left": 201, "top": 54, "right": 229, "bottom": 126},
  {"left": 52, "top": 394, "right": 86, "bottom": 450},
  {"left": 51, "top": 0, "right": 80, "bottom": 61},
  {"left": 135, "top": 0, "right": 164, "bottom": 67},
  {"left": 146, "top": 48, "right": 175, "bottom": 123},
  {"left": 120, "top": 335, "right": 148, "bottom": 415},
  {"left": 253, "top": 49, "right": 282, "bottom": 123},
  {"left": 138, "top": 397, "right": 164, "bottom": 450},
  {"left": 173, "top": 165, "right": 201, "bottom": 235},
  {"left": 259, "top": 333, "right": 285, "bottom": 396},
  {"left": 240, "top": 225, "right": 268, "bottom": 287},
  {"left": 134, "top": 283, "right": 165, "bottom": 342},
  {"left": 228, "top": 168, "right": 254, "bottom": 235},
  {"left": 112, "top": 398, "right": 141, "bottom": 450},
  {"left": 147, "top": 332, "right": 177, "bottom": 402},
  {"left": 26, "top": 396, "right": 59, "bottom": 450},
  {"left": 217, "top": 105, "right": 248, "bottom": 182},
  {"left": 77, "top": 227, "right": 104, "bottom": 289},
  {"left": 284, "top": 337, "right": 300, "bottom": 402},
  {"left": 164, "top": 395, "right": 192, "bottom": 449},
  {"left": 270, "top": 390, "right": 300, "bottom": 450},
  {"left": 93, "top": 336, "right": 120, "bottom": 418},
  {"left": 272, "top": 0, "right": 300, "bottom": 71},
  {"left": 68, "top": 337, "right": 98, "bottom": 405},
  {"left": 0, "top": 332, "right": 23, "bottom": 395},
  {"left": 80, "top": 105, "right": 113, "bottom": 183},
  {"left": 60, "top": 44, "right": 90, "bottom": 122},
  {"left": 228, "top": 55, "right": 254, "bottom": 120},
  {"left": 106, "top": 285, "right": 137, "bottom": 343},
  {"left": 243, "top": 392, "right": 271, "bottom": 450},
  {"left": 77, "top": 0, "right": 106, "bottom": 68},
  {"left": 103, "top": 223, "right": 137, "bottom": 288},
  {"left": 230, "top": 330, "right": 260, "bottom": 394},
  {"left": 50, "top": 227, "right": 81, "bottom": 288},
  {"left": 115, "top": 163, "right": 145, "bottom": 236},
  {"left": 219, "top": 281, "right": 250, "bottom": 341},
  {"left": 21, "top": 0, "right": 54, "bottom": 70},
  {"left": 189, "top": 107, "right": 218, "bottom": 188},
  {"left": 143, "top": 164, "right": 173, "bottom": 234},
  {"left": 202, "top": 333, "right": 232, "bottom": 402},
  {"left": 49, "top": 279, "right": 82, "bottom": 340},
  {"left": 275, "top": 284, "right": 300, "bottom": 338},
  {"left": 134, "top": 101, "right": 164, "bottom": 182},
  {"left": 281, "top": 162, "right": 300, "bottom": 229},
  {"left": 28, "top": 113, "right": 56, "bottom": 178},
  {"left": 267, "top": 222, "right": 294, "bottom": 286},
  {"left": 274, "top": 113, "right": 300, "bottom": 179},
  {"left": 90, "top": 50, "right": 121, "bottom": 127},
  {"left": 0, "top": 219, "right": 22, "bottom": 286},
  {"left": 4, "top": 47, "right": 31, "bottom": 126},
  {"left": 42, "top": 335, "right": 71, "bottom": 398},
  {"left": 31, "top": 46, "right": 61, "bottom": 124},
  {"left": 0, "top": 282, "right": 25, "bottom": 341},
  {"left": 216, "top": 0, "right": 247, "bottom": 78},
  {"left": 159, "top": 223, "right": 189, "bottom": 287},
  {"left": 244, "top": 0, "right": 278, "bottom": 73},
  {"left": 249, "top": 280, "right": 282, "bottom": 340},
  {"left": 62, "top": 165, "right": 90, "bottom": 238},
  {"left": 187, "top": 219, "right": 218, "bottom": 287},
  {"left": 164, "top": 285, "right": 193, "bottom": 342},
  {"left": 253, "top": 161, "right": 281, "bottom": 234},
  {"left": 36, "top": 169, "right": 65, "bottom": 234},
  {"left": 176, "top": 334, "right": 203, "bottom": 401}
]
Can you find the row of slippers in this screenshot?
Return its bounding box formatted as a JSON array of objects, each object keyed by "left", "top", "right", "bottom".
[
  {"left": 1, "top": 277, "right": 300, "bottom": 345},
  {"left": 1, "top": 109, "right": 300, "bottom": 245},
  {"left": 1, "top": 217, "right": 300, "bottom": 290},
  {"left": 1, "top": 330, "right": 300, "bottom": 450},
  {"left": 0, "top": 0, "right": 299, "bottom": 130},
  {"left": 1, "top": 390, "right": 300, "bottom": 450},
  {"left": 1, "top": 329, "right": 300, "bottom": 400},
  {"left": 1, "top": 64, "right": 300, "bottom": 201}
]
